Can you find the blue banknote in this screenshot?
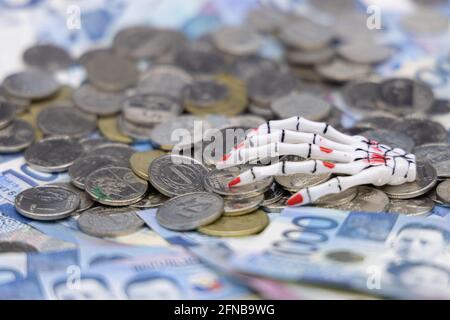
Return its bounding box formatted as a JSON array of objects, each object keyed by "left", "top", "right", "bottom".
[
  {"left": 0, "top": 247, "right": 252, "bottom": 299},
  {"left": 196, "top": 207, "right": 450, "bottom": 299}
]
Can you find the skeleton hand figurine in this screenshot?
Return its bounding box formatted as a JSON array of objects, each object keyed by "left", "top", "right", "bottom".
[{"left": 217, "top": 117, "right": 416, "bottom": 206}]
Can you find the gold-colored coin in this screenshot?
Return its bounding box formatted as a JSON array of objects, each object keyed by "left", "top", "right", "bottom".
[
  {"left": 98, "top": 116, "right": 133, "bottom": 144},
  {"left": 17, "top": 112, "right": 43, "bottom": 140},
  {"left": 130, "top": 150, "right": 166, "bottom": 180},
  {"left": 198, "top": 209, "right": 268, "bottom": 237}
]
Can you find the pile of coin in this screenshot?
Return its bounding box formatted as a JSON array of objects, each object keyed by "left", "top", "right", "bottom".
[{"left": 2, "top": 3, "right": 450, "bottom": 237}]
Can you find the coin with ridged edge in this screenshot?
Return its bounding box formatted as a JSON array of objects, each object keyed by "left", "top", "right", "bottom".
[
  {"left": 46, "top": 182, "right": 94, "bottom": 213},
  {"left": 85, "top": 166, "right": 148, "bottom": 206},
  {"left": 381, "top": 162, "right": 437, "bottom": 199},
  {"left": 224, "top": 194, "right": 264, "bottom": 217},
  {"left": 204, "top": 165, "right": 273, "bottom": 198},
  {"left": 15, "top": 186, "right": 80, "bottom": 221},
  {"left": 24, "top": 136, "right": 84, "bottom": 172},
  {"left": 387, "top": 196, "right": 434, "bottom": 216},
  {"left": 0, "top": 119, "right": 35, "bottom": 153},
  {"left": 149, "top": 155, "right": 208, "bottom": 197},
  {"left": 78, "top": 206, "right": 144, "bottom": 237},
  {"left": 157, "top": 192, "right": 223, "bottom": 231}
]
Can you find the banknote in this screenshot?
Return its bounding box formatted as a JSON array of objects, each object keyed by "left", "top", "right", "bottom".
[
  {"left": 0, "top": 246, "right": 253, "bottom": 299},
  {"left": 194, "top": 207, "right": 450, "bottom": 299}
]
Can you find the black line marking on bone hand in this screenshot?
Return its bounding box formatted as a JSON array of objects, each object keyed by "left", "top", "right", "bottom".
[
  {"left": 392, "top": 157, "right": 397, "bottom": 175},
  {"left": 296, "top": 117, "right": 300, "bottom": 131},
  {"left": 281, "top": 130, "right": 285, "bottom": 142},
  {"left": 250, "top": 167, "right": 256, "bottom": 179},
  {"left": 312, "top": 160, "right": 317, "bottom": 173},
  {"left": 266, "top": 121, "right": 271, "bottom": 134},
  {"left": 323, "top": 124, "right": 329, "bottom": 134},
  {"left": 307, "top": 144, "right": 312, "bottom": 158},
  {"left": 335, "top": 177, "right": 342, "bottom": 191},
  {"left": 404, "top": 160, "right": 412, "bottom": 178},
  {"left": 281, "top": 161, "right": 286, "bottom": 174},
  {"left": 305, "top": 188, "right": 312, "bottom": 203},
  {"left": 313, "top": 133, "right": 317, "bottom": 144},
  {"left": 238, "top": 150, "right": 243, "bottom": 162}
]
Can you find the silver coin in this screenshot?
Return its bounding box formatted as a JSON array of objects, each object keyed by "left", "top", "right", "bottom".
[
  {"left": 315, "top": 59, "right": 371, "bottom": 82},
  {"left": 79, "top": 137, "right": 110, "bottom": 153},
  {"left": 23, "top": 44, "right": 73, "bottom": 71},
  {"left": 248, "top": 103, "right": 275, "bottom": 119},
  {"left": 0, "top": 87, "right": 30, "bottom": 114},
  {"left": 361, "top": 129, "right": 415, "bottom": 153},
  {"left": 113, "top": 26, "right": 171, "bottom": 60},
  {"left": 436, "top": 179, "right": 450, "bottom": 204},
  {"left": 354, "top": 114, "right": 399, "bottom": 131},
  {"left": 78, "top": 206, "right": 144, "bottom": 237},
  {"left": 261, "top": 194, "right": 289, "bottom": 213},
  {"left": 0, "top": 119, "right": 35, "bottom": 153},
  {"left": 246, "top": 7, "right": 285, "bottom": 33},
  {"left": 156, "top": 192, "right": 223, "bottom": 231},
  {"left": 314, "top": 187, "right": 358, "bottom": 206},
  {"left": 3, "top": 70, "right": 60, "bottom": 100},
  {"left": 37, "top": 105, "right": 97, "bottom": 138},
  {"left": 182, "top": 79, "right": 229, "bottom": 108},
  {"left": 85, "top": 166, "right": 148, "bottom": 206},
  {"left": 280, "top": 19, "right": 333, "bottom": 51},
  {"left": 262, "top": 183, "right": 284, "bottom": 206},
  {"left": 84, "top": 52, "right": 138, "bottom": 92},
  {"left": 24, "top": 136, "right": 84, "bottom": 172},
  {"left": 378, "top": 78, "right": 434, "bottom": 116},
  {"left": 15, "top": 186, "right": 80, "bottom": 221},
  {"left": 286, "top": 46, "right": 335, "bottom": 66},
  {"left": 428, "top": 187, "right": 447, "bottom": 206},
  {"left": 204, "top": 165, "right": 273, "bottom": 198},
  {"left": 138, "top": 65, "right": 193, "bottom": 100},
  {"left": 150, "top": 115, "right": 212, "bottom": 150},
  {"left": 248, "top": 70, "right": 300, "bottom": 107},
  {"left": 69, "top": 155, "right": 121, "bottom": 189},
  {"left": 130, "top": 188, "right": 169, "bottom": 208},
  {"left": 0, "top": 100, "right": 16, "bottom": 129},
  {"left": 381, "top": 162, "right": 437, "bottom": 199},
  {"left": 117, "top": 114, "right": 153, "bottom": 141},
  {"left": 387, "top": 196, "right": 434, "bottom": 216},
  {"left": 395, "top": 119, "right": 447, "bottom": 146},
  {"left": 271, "top": 92, "right": 331, "bottom": 121},
  {"left": 174, "top": 49, "right": 226, "bottom": 78},
  {"left": 342, "top": 81, "right": 382, "bottom": 117},
  {"left": 337, "top": 42, "right": 394, "bottom": 65},
  {"left": 323, "top": 186, "right": 390, "bottom": 213},
  {"left": 90, "top": 143, "right": 135, "bottom": 167},
  {"left": 73, "top": 84, "right": 124, "bottom": 116},
  {"left": 224, "top": 193, "right": 264, "bottom": 217},
  {"left": 413, "top": 144, "right": 450, "bottom": 177},
  {"left": 275, "top": 156, "right": 331, "bottom": 192},
  {"left": 228, "top": 55, "right": 279, "bottom": 83},
  {"left": 46, "top": 182, "right": 94, "bottom": 212},
  {"left": 212, "top": 26, "right": 262, "bottom": 56},
  {"left": 122, "top": 94, "right": 182, "bottom": 126},
  {"left": 149, "top": 155, "right": 208, "bottom": 197}
]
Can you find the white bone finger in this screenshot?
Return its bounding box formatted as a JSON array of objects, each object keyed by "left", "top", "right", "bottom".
[
  {"left": 218, "top": 142, "right": 354, "bottom": 168},
  {"left": 286, "top": 166, "right": 389, "bottom": 206},
  {"left": 227, "top": 160, "right": 367, "bottom": 187},
  {"left": 250, "top": 117, "right": 366, "bottom": 145},
  {"left": 242, "top": 129, "right": 355, "bottom": 152}
]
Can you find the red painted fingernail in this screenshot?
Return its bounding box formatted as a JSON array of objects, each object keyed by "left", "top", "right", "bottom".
[
  {"left": 228, "top": 177, "right": 241, "bottom": 187},
  {"left": 222, "top": 153, "right": 231, "bottom": 161},
  {"left": 287, "top": 193, "right": 304, "bottom": 206},
  {"left": 320, "top": 146, "right": 333, "bottom": 153},
  {"left": 323, "top": 161, "right": 335, "bottom": 169}
]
